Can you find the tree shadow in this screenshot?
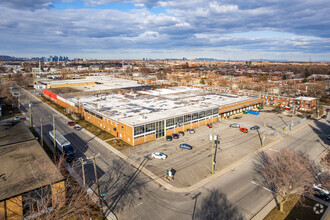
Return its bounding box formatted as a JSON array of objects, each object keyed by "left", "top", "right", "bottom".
[
  {"left": 99, "top": 156, "right": 150, "bottom": 213},
  {"left": 195, "top": 189, "right": 244, "bottom": 220}
]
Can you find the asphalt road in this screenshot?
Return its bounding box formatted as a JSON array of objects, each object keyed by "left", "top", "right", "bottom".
[{"left": 14, "top": 87, "right": 330, "bottom": 220}]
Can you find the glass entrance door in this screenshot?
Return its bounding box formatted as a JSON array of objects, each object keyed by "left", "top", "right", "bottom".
[{"left": 156, "top": 120, "right": 165, "bottom": 138}]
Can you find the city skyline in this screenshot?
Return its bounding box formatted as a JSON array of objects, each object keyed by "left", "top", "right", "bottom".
[{"left": 0, "top": 0, "right": 329, "bottom": 61}]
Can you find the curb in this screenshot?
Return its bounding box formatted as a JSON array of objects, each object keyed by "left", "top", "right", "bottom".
[{"left": 251, "top": 198, "right": 276, "bottom": 220}]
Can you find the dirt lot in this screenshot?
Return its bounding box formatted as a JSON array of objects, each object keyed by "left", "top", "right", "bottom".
[{"left": 123, "top": 107, "right": 304, "bottom": 188}]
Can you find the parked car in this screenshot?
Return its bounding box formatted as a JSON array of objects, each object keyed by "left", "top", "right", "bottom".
[
  {"left": 230, "top": 123, "right": 240, "bottom": 128},
  {"left": 68, "top": 121, "right": 76, "bottom": 126},
  {"left": 151, "top": 152, "right": 167, "bottom": 160},
  {"left": 240, "top": 128, "right": 248, "bottom": 133},
  {"left": 173, "top": 133, "right": 179, "bottom": 139},
  {"left": 14, "top": 116, "right": 20, "bottom": 120},
  {"left": 321, "top": 115, "right": 326, "bottom": 119},
  {"left": 73, "top": 125, "right": 82, "bottom": 131},
  {"left": 313, "top": 183, "right": 329, "bottom": 195},
  {"left": 166, "top": 135, "right": 173, "bottom": 141},
  {"left": 187, "top": 128, "right": 195, "bottom": 134},
  {"left": 207, "top": 123, "right": 213, "bottom": 128},
  {"left": 312, "top": 184, "right": 330, "bottom": 201},
  {"left": 250, "top": 125, "right": 260, "bottom": 130},
  {"left": 327, "top": 135, "right": 330, "bottom": 140},
  {"left": 179, "top": 131, "right": 185, "bottom": 136},
  {"left": 179, "top": 144, "right": 193, "bottom": 150},
  {"left": 326, "top": 108, "right": 330, "bottom": 112}
]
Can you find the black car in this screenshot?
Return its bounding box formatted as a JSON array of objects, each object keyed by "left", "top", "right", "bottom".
[
  {"left": 321, "top": 115, "right": 326, "bottom": 119},
  {"left": 250, "top": 125, "right": 260, "bottom": 130},
  {"left": 179, "top": 144, "right": 193, "bottom": 150},
  {"left": 173, "top": 133, "right": 179, "bottom": 139},
  {"left": 166, "top": 135, "right": 173, "bottom": 141},
  {"left": 179, "top": 131, "right": 185, "bottom": 136},
  {"left": 314, "top": 189, "right": 330, "bottom": 201},
  {"left": 187, "top": 128, "right": 195, "bottom": 134}
]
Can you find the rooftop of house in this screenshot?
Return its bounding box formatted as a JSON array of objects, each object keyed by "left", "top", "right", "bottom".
[{"left": 0, "top": 120, "right": 64, "bottom": 201}]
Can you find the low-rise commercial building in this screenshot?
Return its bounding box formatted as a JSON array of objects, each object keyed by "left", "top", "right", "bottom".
[
  {"left": 193, "top": 85, "right": 316, "bottom": 111},
  {"left": 43, "top": 86, "right": 262, "bottom": 146}
]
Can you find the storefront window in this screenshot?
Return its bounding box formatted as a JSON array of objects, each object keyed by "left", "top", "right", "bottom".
[
  {"left": 134, "top": 125, "right": 145, "bottom": 135},
  {"left": 166, "top": 118, "right": 174, "bottom": 127},
  {"left": 146, "top": 123, "right": 155, "bottom": 132},
  {"left": 205, "top": 109, "right": 212, "bottom": 116},
  {"left": 184, "top": 114, "right": 191, "bottom": 122},
  {"left": 198, "top": 111, "right": 205, "bottom": 119}
]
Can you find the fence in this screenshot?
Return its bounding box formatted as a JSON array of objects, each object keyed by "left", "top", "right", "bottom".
[{"left": 283, "top": 117, "right": 306, "bottom": 131}]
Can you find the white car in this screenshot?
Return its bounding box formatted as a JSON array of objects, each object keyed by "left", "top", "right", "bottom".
[
  {"left": 151, "top": 152, "right": 167, "bottom": 160},
  {"left": 14, "top": 116, "right": 21, "bottom": 120},
  {"left": 73, "top": 125, "right": 82, "bottom": 131},
  {"left": 313, "top": 183, "right": 329, "bottom": 195}
]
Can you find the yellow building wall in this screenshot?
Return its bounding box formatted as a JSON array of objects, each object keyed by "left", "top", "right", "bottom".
[
  {"left": 0, "top": 201, "right": 5, "bottom": 220},
  {"left": 6, "top": 195, "right": 22, "bottom": 220},
  {"left": 47, "top": 81, "right": 96, "bottom": 89},
  {"left": 146, "top": 134, "right": 156, "bottom": 142},
  {"left": 51, "top": 181, "right": 66, "bottom": 205},
  {"left": 119, "top": 122, "right": 133, "bottom": 145},
  {"left": 134, "top": 137, "right": 146, "bottom": 145}
]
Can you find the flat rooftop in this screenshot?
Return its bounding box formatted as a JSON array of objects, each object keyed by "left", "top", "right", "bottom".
[
  {"left": 67, "top": 86, "right": 258, "bottom": 126},
  {"left": 0, "top": 119, "right": 35, "bottom": 147},
  {"left": 44, "top": 76, "right": 141, "bottom": 92},
  {"left": 0, "top": 121, "right": 64, "bottom": 201}
]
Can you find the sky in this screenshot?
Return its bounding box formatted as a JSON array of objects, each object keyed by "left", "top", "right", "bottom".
[{"left": 0, "top": 0, "right": 329, "bottom": 61}]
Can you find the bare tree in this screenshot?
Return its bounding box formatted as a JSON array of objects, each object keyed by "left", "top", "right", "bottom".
[
  {"left": 195, "top": 189, "right": 243, "bottom": 220},
  {"left": 254, "top": 149, "right": 325, "bottom": 212},
  {"left": 19, "top": 157, "right": 99, "bottom": 219},
  {"left": 0, "top": 81, "right": 15, "bottom": 104}
]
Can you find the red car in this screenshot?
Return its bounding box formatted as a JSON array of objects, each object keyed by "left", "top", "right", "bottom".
[
  {"left": 240, "top": 128, "right": 248, "bottom": 133},
  {"left": 68, "top": 121, "right": 76, "bottom": 126},
  {"left": 207, "top": 124, "right": 213, "bottom": 128}
]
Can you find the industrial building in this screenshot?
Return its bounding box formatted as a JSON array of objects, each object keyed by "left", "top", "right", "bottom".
[{"left": 44, "top": 86, "right": 262, "bottom": 146}]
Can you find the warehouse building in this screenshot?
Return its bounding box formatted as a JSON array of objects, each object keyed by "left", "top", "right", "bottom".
[
  {"left": 34, "top": 76, "right": 142, "bottom": 91},
  {"left": 44, "top": 86, "right": 262, "bottom": 146}
]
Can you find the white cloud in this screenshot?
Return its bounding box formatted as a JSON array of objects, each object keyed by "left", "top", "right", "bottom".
[{"left": 209, "top": 2, "right": 238, "bottom": 14}]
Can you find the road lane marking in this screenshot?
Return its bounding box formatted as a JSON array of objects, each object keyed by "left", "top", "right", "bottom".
[
  {"left": 251, "top": 181, "right": 274, "bottom": 193},
  {"left": 228, "top": 181, "right": 252, "bottom": 199}
]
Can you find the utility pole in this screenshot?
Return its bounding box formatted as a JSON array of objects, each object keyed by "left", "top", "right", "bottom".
[
  {"left": 79, "top": 158, "right": 87, "bottom": 188},
  {"left": 316, "top": 98, "right": 319, "bottom": 118},
  {"left": 262, "top": 120, "right": 266, "bottom": 146},
  {"left": 29, "top": 101, "right": 32, "bottom": 127},
  {"left": 40, "top": 117, "right": 43, "bottom": 147},
  {"left": 291, "top": 101, "right": 295, "bottom": 130},
  {"left": 53, "top": 115, "right": 57, "bottom": 156},
  {"left": 211, "top": 125, "right": 215, "bottom": 174},
  {"left": 88, "top": 153, "right": 102, "bottom": 212}
]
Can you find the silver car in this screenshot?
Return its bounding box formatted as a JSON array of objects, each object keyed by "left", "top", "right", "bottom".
[{"left": 230, "top": 123, "right": 240, "bottom": 128}]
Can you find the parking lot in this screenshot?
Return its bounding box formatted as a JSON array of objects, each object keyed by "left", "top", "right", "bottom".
[{"left": 122, "top": 107, "right": 303, "bottom": 188}]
